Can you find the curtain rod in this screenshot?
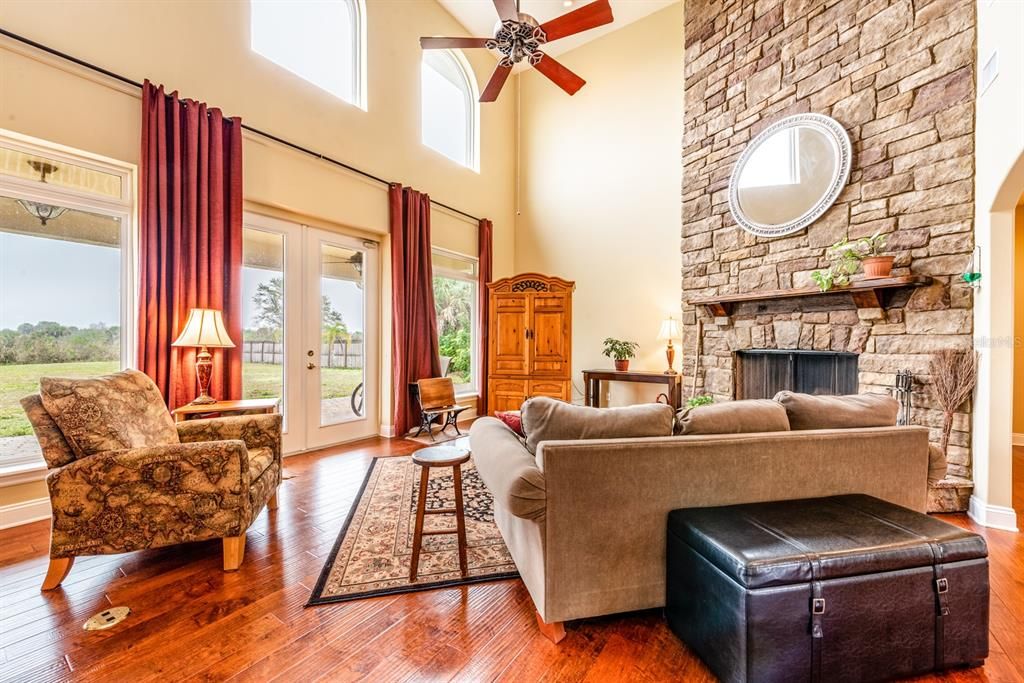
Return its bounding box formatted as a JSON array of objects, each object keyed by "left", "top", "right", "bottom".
[{"left": 0, "top": 27, "right": 483, "bottom": 224}]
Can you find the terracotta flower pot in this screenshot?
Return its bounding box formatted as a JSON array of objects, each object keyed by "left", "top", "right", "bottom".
[
  {"left": 614, "top": 359, "right": 630, "bottom": 371},
  {"left": 862, "top": 256, "right": 894, "bottom": 279}
]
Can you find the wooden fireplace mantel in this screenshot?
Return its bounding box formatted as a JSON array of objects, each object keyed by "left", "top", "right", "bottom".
[{"left": 688, "top": 275, "right": 933, "bottom": 317}]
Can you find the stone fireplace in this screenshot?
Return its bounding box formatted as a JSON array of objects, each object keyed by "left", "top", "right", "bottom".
[{"left": 681, "top": 0, "right": 978, "bottom": 511}]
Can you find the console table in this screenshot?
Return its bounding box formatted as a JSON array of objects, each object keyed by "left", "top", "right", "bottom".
[
  {"left": 582, "top": 370, "right": 682, "bottom": 410},
  {"left": 172, "top": 398, "right": 280, "bottom": 423}
]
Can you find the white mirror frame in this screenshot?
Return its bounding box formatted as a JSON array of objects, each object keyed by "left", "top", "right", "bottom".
[{"left": 727, "top": 113, "right": 852, "bottom": 238}]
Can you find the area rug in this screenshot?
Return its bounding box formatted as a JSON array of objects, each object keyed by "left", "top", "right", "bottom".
[{"left": 306, "top": 455, "right": 518, "bottom": 606}]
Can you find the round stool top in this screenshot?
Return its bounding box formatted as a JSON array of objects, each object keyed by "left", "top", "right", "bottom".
[{"left": 412, "top": 445, "right": 470, "bottom": 467}]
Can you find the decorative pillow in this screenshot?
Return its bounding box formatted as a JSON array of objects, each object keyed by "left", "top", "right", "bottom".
[
  {"left": 773, "top": 391, "right": 898, "bottom": 431},
  {"left": 674, "top": 399, "right": 790, "bottom": 435},
  {"left": 928, "top": 444, "right": 948, "bottom": 486},
  {"left": 39, "top": 369, "right": 179, "bottom": 459},
  {"left": 495, "top": 410, "right": 525, "bottom": 437},
  {"left": 520, "top": 396, "right": 675, "bottom": 455}
]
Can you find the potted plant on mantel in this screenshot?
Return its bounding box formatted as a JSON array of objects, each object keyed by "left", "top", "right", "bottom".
[
  {"left": 811, "top": 230, "right": 893, "bottom": 292},
  {"left": 858, "top": 231, "right": 893, "bottom": 278},
  {"left": 603, "top": 338, "right": 639, "bottom": 371}
]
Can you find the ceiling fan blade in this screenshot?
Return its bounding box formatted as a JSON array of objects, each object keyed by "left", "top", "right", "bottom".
[
  {"left": 420, "top": 37, "right": 490, "bottom": 49},
  {"left": 480, "top": 64, "right": 513, "bottom": 102},
  {"left": 539, "top": 0, "right": 614, "bottom": 42},
  {"left": 531, "top": 52, "right": 586, "bottom": 96},
  {"left": 492, "top": 0, "right": 519, "bottom": 22}
]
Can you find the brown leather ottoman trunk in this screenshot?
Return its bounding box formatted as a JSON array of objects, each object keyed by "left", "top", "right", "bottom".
[{"left": 666, "top": 495, "right": 988, "bottom": 683}]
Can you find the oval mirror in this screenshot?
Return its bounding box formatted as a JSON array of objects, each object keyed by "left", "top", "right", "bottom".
[{"left": 728, "top": 113, "right": 852, "bottom": 238}]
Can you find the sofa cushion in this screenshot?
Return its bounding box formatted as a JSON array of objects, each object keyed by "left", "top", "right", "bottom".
[
  {"left": 773, "top": 391, "right": 898, "bottom": 430},
  {"left": 675, "top": 399, "right": 790, "bottom": 435},
  {"left": 39, "top": 369, "right": 179, "bottom": 459},
  {"left": 520, "top": 396, "right": 675, "bottom": 454}
]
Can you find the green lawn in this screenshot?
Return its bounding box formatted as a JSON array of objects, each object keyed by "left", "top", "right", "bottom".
[
  {"left": 0, "top": 360, "right": 119, "bottom": 437},
  {"left": 0, "top": 361, "right": 363, "bottom": 438}
]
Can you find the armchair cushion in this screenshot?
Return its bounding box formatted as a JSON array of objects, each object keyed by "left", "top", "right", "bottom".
[
  {"left": 39, "top": 369, "right": 178, "bottom": 459},
  {"left": 46, "top": 440, "right": 250, "bottom": 558},
  {"left": 247, "top": 446, "right": 275, "bottom": 482},
  {"left": 20, "top": 394, "right": 77, "bottom": 468}
]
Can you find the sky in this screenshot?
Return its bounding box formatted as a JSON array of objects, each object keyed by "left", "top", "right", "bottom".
[{"left": 0, "top": 232, "right": 120, "bottom": 329}]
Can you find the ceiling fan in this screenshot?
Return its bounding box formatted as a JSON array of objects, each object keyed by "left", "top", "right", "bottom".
[{"left": 420, "top": 0, "right": 614, "bottom": 102}]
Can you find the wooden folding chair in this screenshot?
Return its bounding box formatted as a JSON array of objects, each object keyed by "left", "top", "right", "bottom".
[{"left": 413, "top": 377, "right": 470, "bottom": 441}]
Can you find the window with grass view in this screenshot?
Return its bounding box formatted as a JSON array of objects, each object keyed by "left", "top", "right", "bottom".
[
  {"left": 432, "top": 250, "right": 478, "bottom": 394},
  {"left": 0, "top": 137, "right": 133, "bottom": 472}
]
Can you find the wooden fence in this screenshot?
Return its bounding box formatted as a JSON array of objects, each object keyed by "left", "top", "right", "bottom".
[{"left": 242, "top": 341, "right": 363, "bottom": 368}]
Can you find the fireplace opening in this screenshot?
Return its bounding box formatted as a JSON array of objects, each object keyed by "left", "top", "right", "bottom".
[{"left": 735, "top": 350, "right": 858, "bottom": 399}]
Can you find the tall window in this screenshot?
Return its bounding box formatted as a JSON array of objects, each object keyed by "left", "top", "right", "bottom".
[
  {"left": 432, "top": 249, "right": 478, "bottom": 395},
  {"left": 422, "top": 50, "right": 479, "bottom": 170},
  {"left": 0, "top": 131, "right": 135, "bottom": 476},
  {"left": 251, "top": 0, "right": 366, "bottom": 109}
]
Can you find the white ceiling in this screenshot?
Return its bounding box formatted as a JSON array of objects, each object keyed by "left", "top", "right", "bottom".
[{"left": 435, "top": 0, "right": 678, "bottom": 58}]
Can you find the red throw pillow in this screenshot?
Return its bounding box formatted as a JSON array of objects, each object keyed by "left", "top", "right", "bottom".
[{"left": 495, "top": 410, "right": 525, "bottom": 437}]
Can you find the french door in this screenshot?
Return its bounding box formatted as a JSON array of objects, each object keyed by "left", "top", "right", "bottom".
[{"left": 242, "top": 214, "right": 379, "bottom": 453}]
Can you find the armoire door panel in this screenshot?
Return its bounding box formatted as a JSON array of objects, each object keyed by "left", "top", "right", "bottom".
[
  {"left": 529, "top": 380, "right": 570, "bottom": 401},
  {"left": 491, "top": 293, "right": 529, "bottom": 375},
  {"left": 530, "top": 309, "right": 569, "bottom": 376},
  {"left": 490, "top": 378, "right": 528, "bottom": 413}
]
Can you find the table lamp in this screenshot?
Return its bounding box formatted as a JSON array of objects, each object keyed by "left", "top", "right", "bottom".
[
  {"left": 657, "top": 316, "right": 681, "bottom": 375},
  {"left": 172, "top": 308, "right": 235, "bottom": 405}
]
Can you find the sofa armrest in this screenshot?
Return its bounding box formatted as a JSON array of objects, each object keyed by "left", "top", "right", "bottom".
[
  {"left": 469, "top": 417, "right": 546, "bottom": 521},
  {"left": 46, "top": 440, "right": 251, "bottom": 558},
  {"left": 177, "top": 413, "right": 282, "bottom": 460}
]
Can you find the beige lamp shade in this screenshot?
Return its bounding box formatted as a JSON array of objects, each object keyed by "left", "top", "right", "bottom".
[
  {"left": 657, "top": 316, "right": 682, "bottom": 341},
  {"left": 172, "top": 308, "right": 235, "bottom": 348}
]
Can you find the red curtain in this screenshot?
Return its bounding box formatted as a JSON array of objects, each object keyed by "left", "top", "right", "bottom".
[
  {"left": 477, "top": 219, "right": 493, "bottom": 415},
  {"left": 138, "top": 80, "right": 244, "bottom": 410},
  {"left": 390, "top": 184, "right": 442, "bottom": 436}
]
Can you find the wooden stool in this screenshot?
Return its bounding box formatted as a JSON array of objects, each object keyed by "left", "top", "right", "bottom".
[{"left": 409, "top": 445, "right": 471, "bottom": 582}]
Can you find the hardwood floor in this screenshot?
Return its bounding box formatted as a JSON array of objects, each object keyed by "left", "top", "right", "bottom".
[{"left": 1, "top": 437, "right": 1022, "bottom": 682}]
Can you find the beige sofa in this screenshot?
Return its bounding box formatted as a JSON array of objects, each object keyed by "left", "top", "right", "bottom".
[{"left": 471, "top": 402, "right": 931, "bottom": 640}]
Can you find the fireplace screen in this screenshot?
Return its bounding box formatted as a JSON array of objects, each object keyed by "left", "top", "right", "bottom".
[{"left": 735, "top": 350, "right": 858, "bottom": 399}]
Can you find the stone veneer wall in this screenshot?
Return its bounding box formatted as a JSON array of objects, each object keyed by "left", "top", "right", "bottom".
[{"left": 681, "top": 0, "right": 976, "bottom": 487}]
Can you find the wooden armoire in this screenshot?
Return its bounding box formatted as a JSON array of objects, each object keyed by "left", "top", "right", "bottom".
[{"left": 486, "top": 273, "right": 575, "bottom": 414}]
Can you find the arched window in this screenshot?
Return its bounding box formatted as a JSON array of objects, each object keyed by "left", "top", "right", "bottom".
[
  {"left": 421, "top": 50, "right": 479, "bottom": 170},
  {"left": 251, "top": 0, "right": 366, "bottom": 109}
]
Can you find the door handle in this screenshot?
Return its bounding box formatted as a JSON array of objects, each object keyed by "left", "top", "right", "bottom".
[{"left": 307, "top": 362, "right": 316, "bottom": 370}]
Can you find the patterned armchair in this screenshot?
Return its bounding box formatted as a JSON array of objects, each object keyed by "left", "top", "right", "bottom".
[{"left": 20, "top": 369, "right": 282, "bottom": 591}]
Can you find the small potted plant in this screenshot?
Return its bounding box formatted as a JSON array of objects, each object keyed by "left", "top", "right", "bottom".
[
  {"left": 811, "top": 238, "right": 861, "bottom": 292},
  {"left": 857, "top": 230, "right": 892, "bottom": 279},
  {"left": 603, "top": 338, "right": 639, "bottom": 371}
]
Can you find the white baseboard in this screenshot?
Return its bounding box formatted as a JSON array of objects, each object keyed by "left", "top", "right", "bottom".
[
  {"left": 0, "top": 497, "right": 50, "bottom": 530},
  {"left": 968, "top": 495, "right": 1019, "bottom": 532},
  {"left": 1013, "top": 433, "right": 1024, "bottom": 447}
]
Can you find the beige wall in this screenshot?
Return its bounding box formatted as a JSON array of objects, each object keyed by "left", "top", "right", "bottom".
[
  {"left": 972, "top": 0, "right": 1024, "bottom": 526},
  {"left": 1015, "top": 202, "right": 1024, "bottom": 437},
  {"left": 0, "top": 0, "right": 516, "bottom": 509},
  {"left": 515, "top": 3, "right": 684, "bottom": 406}
]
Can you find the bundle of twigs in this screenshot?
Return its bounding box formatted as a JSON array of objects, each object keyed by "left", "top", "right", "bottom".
[{"left": 928, "top": 349, "right": 978, "bottom": 457}]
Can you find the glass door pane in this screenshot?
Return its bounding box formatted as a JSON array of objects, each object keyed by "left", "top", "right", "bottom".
[
  {"left": 318, "top": 242, "right": 365, "bottom": 427},
  {"left": 0, "top": 195, "right": 123, "bottom": 469},
  {"left": 242, "top": 227, "right": 285, "bottom": 414},
  {"left": 304, "top": 227, "right": 377, "bottom": 449}
]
